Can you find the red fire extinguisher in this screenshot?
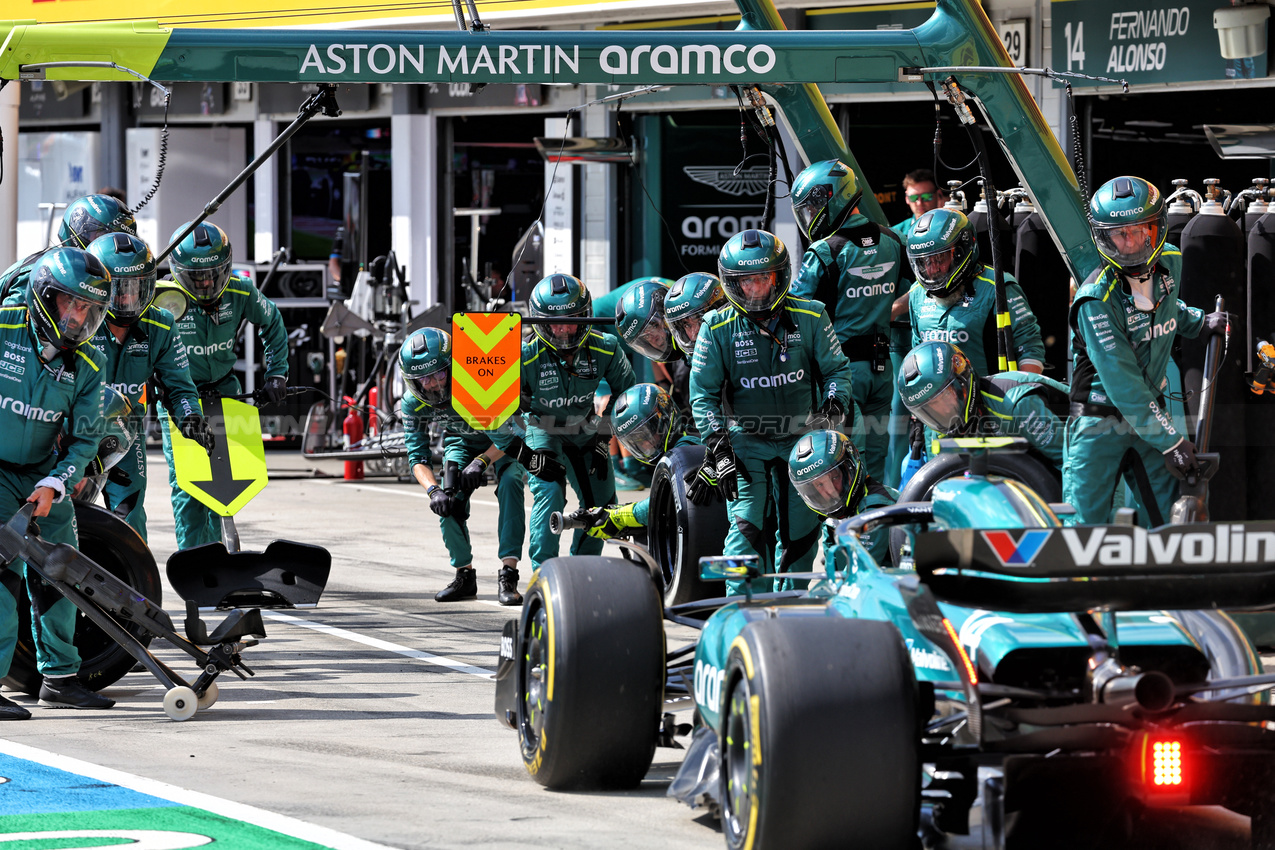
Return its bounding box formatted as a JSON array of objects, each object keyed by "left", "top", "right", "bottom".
[
  {"left": 342, "top": 397, "right": 365, "bottom": 481},
  {"left": 368, "top": 386, "right": 379, "bottom": 436}
]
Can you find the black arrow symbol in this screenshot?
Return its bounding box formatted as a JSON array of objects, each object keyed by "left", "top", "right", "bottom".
[{"left": 188, "top": 396, "right": 258, "bottom": 506}]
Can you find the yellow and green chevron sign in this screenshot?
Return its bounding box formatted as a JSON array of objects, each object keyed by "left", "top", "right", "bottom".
[{"left": 451, "top": 312, "right": 521, "bottom": 431}]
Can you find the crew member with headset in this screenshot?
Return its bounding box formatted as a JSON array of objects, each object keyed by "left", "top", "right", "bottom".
[
  {"left": 399, "top": 328, "right": 553, "bottom": 606},
  {"left": 155, "top": 221, "right": 289, "bottom": 551},
  {"left": 898, "top": 341, "right": 1069, "bottom": 469},
  {"left": 0, "top": 195, "right": 137, "bottom": 300},
  {"left": 0, "top": 247, "right": 113, "bottom": 714},
  {"left": 1064, "top": 176, "right": 1228, "bottom": 526},
  {"left": 791, "top": 159, "right": 913, "bottom": 481},
  {"left": 690, "top": 229, "right": 855, "bottom": 594},
  {"left": 519, "top": 274, "right": 636, "bottom": 570},
  {"left": 788, "top": 430, "right": 897, "bottom": 565},
  {"left": 85, "top": 233, "right": 211, "bottom": 541}
]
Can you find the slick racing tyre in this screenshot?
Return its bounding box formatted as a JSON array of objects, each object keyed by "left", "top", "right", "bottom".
[
  {"left": 2, "top": 503, "right": 160, "bottom": 696},
  {"left": 517, "top": 556, "right": 664, "bottom": 789},
  {"left": 719, "top": 617, "right": 919, "bottom": 850},
  {"left": 647, "top": 444, "right": 730, "bottom": 606},
  {"left": 890, "top": 450, "right": 1062, "bottom": 568}
]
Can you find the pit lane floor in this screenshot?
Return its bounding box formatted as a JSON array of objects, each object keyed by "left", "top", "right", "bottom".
[{"left": 0, "top": 448, "right": 1265, "bottom": 849}]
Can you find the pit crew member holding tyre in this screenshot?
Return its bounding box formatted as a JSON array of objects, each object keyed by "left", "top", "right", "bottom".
[
  {"left": 521, "top": 274, "right": 636, "bottom": 570},
  {"left": 85, "top": 234, "right": 208, "bottom": 542},
  {"left": 898, "top": 341, "right": 1068, "bottom": 468},
  {"left": 0, "top": 247, "right": 113, "bottom": 715},
  {"left": 789, "top": 429, "right": 897, "bottom": 565},
  {"left": 791, "top": 159, "right": 912, "bottom": 482},
  {"left": 1064, "top": 176, "right": 1228, "bottom": 526},
  {"left": 564, "top": 383, "right": 701, "bottom": 539},
  {"left": 905, "top": 207, "right": 1045, "bottom": 377},
  {"left": 400, "top": 328, "right": 535, "bottom": 605},
  {"left": 156, "top": 222, "right": 289, "bottom": 551},
  {"left": 0, "top": 195, "right": 136, "bottom": 302},
  {"left": 690, "top": 229, "right": 855, "bottom": 594}
]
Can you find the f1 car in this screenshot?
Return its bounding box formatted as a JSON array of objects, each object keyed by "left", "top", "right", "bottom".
[{"left": 494, "top": 439, "right": 1275, "bottom": 849}]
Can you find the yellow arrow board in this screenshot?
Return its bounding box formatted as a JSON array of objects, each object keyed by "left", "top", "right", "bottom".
[
  {"left": 170, "top": 396, "right": 268, "bottom": 516},
  {"left": 452, "top": 312, "right": 522, "bottom": 430}
]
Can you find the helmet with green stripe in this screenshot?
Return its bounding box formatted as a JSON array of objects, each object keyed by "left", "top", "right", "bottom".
[
  {"left": 612, "top": 383, "right": 682, "bottom": 465},
  {"left": 57, "top": 194, "right": 136, "bottom": 249},
  {"left": 615, "top": 278, "right": 677, "bottom": 362},
  {"left": 791, "top": 159, "right": 862, "bottom": 243},
  {"left": 906, "top": 208, "right": 978, "bottom": 298},
  {"left": 718, "top": 229, "right": 791, "bottom": 323},
  {"left": 399, "top": 328, "right": 452, "bottom": 406},
  {"left": 26, "top": 247, "right": 111, "bottom": 353},
  {"left": 88, "top": 233, "right": 156, "bottom": 325},
  {"left": 169, "top": 221, "right": 233, "bottom": 307},
  {"left": 529, "top": 274, "right": 592, "bottom": 355},
  {"left": 788, "top": 430, "right": 867, "bottom": 520},
  {"left": 898, "top": 341, "right": 978, "bottom": 436},
  {"left": 1089, "top": 176, "right": 1167, "bottom": 276}
]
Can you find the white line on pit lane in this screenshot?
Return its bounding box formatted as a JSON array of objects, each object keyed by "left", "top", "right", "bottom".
[
  {"left": 316, "top": 480, "right": 530, "bottom": 511},
  {"left": 0, "top": 739, "right": 399, "bottom": 850},
  {"left": 261, "top": 611, "right": 496, "bottom": 680}
]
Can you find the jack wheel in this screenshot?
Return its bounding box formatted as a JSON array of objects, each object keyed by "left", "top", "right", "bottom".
[
  {"left": 197, "top": 681, "right": 219, "bottom": 710},
  {"left": 164, "top": 686, "right": 198, "bottom": 721}
]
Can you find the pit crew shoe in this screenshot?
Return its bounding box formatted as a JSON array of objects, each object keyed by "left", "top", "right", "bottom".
[
  {"left": 39, "top": 676, "right": 115, "bottom": 710},
  {"left": 498, "top": 567, "right": 523, "bottom": 606},
  {"left": 0, "top": 693, "right": 31, "bottom": 720},
  {"left": 435, "top": 567, "right": 477, "bottom": 602}
]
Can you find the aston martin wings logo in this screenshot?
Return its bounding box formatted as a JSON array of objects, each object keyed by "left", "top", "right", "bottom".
[
  {"left": 683, "top": 165, "right": 770, "bottom": 197},
  {"left": 847, "top": 262, "right": 896, "bottom": 281}
]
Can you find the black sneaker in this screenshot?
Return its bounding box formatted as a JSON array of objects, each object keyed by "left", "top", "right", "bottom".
[
  {"left": 435, "top": 567, "right": 477, "bottom": 602},
  {"left": 498, "top": 567, "right": 523, "bottom": 606},
  {"left": 0, "top": 693, "right": 31, "bottom": 721},
  {"left": 39, "top": 676, "right": 115, "bottom": 710}
]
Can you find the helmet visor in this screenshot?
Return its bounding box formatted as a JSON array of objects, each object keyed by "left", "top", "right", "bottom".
[
  {"left": 174, "top": 258, "right": 232, "bottom": 304},
  {"left": 535, "top": 321, "right": 588, "bottom": 352},
  {"left": 910, "top": 246, "right": 961, "bottom": 292},
  {"left": 108, "top": 273, "right": 156, "bottom": 324},
  {"left": 1092, "top": 217, "right": 1165, "bottom": 272},
  {"left": 628, "top": 312, "right": 677, "bottom": 362},
  {"left": 51, "top": 291, "right": 108, "bottom": 346},
  {"left": 721, "top": 270, "right": 780, "bottom": 314},
  {"left": 64, "top": 208, "right": 116, "bottom": 248},
  {"left": 793, "top": 183, "right": 833, "bottom": 240},
  {"left": 907, "top": 380, "right": 971, "bottom": 434},
  {"left": 793, "top": 463, "right": 849, "bottom": 516},
  {"left": 669, "top": 311, "right": 706, "bottom": 354},
  {"left": 96, "top": 419, "right": 138, "bottom": 473},
  {"left": 409, "top": 366, "right": 450, "bottom": 406},
  {"left": 616, "top": 407, "right": 670, "bottom": 464}
]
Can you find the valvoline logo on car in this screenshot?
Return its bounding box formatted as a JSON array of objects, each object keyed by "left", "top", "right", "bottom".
[{"left": 981, "top": 529, "right": 1052, "bottom": 566}]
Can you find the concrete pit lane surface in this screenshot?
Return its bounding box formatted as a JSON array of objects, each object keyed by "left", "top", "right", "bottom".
[{"left": 0, "top": 448, "right": 1265, "bottom": 850}]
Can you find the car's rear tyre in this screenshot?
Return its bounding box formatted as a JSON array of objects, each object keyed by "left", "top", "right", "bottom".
[
  {"left": 719, "top": 617, "right": 919, "bottom": 850},
  {"left": 517, "top": 555, "right": 664, "bottom": 789},
  {"left": 890, "top": 451, "right": 1062, "bottom": 567},
  {"left": 647, "top": 444, "right": 730, "bottom": 606},
  {"left": 2, "top": 503, "right": 160, "bottom": 695}
]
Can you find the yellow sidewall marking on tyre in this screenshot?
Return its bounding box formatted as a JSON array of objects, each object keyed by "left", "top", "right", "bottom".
[
  {"left": 543, "top": 585, "right": 555, "bottom": 702},
  {"left": 731, "top": 636, "right": 754, "bottom": 679}
]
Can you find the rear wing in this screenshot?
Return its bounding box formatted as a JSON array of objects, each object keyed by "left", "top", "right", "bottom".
[{"left": 913, "top": 522, "right": 1275, "bottom": 613}]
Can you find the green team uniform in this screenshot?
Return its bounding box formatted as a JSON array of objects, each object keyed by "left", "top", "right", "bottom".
[
  {"left": 1063, "top": 247, "right": 1204, "bottom": 525},
  {"left": 159, "top": 276, "right": 288, "bottom": 549},
  {"left": 907, "top": 265, "right": 1046, "bottom": 377},
  {"left": 891, "top": 216, "right": 920, "bottom": 239},
  {"left": 819, "top": 481, "right": 897, "bottom": 567},
  {"left": 519, "top": 329, "right": 635, "bottom": 568},
  {"left": 89, "top": 304, "right": 200, "bottom": 541},
  {"left": 794, "top": 213, "right": 912, "bottom": 481},
  {"left": 402, "top": 395, "right": 526, "bottom": 568},
  {"left": 0, "top": 304, "right": 105, "bottom": 679},
  {"left": 0, "top": 252, "right": 41, "bottom": 303},
  {"left": 976, "top": 373, "right": 1069, "bottom": 467},
  {"left": 690, "top": 295, "right": 855, "bottom": 592}
]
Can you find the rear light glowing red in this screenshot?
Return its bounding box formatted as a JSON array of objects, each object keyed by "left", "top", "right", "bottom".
[
  {"left": 1151, "top": 740, "right": 1183, "bottom": 786},
  {"left": 1137, "top": 733, "right": 1190, "bottom": 800}
]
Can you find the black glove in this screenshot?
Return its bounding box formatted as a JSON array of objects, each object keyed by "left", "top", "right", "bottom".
[
  {"left": 908, "top": 416, "right": 926, "bottom": 460},
  {"left": 1203, "top": 310, "right": 1232, "bottom": 339},
  {"left": 510, "top": 439, "right": 566, "bottom": 484},
  {"left": 264, "top": 375, "right": 288, "bottom": 406},
  {"left": 461, "top": 455, "right": 491, "bottom": 491},
  {"left": 179, "top": 415, "right": 216, "bottom": 453},
  {"left": 708, "top": 434, "right": 745, "bottom": 502},
  {"left": 588, "top": 435, "right": 612, "bottom": 480},
  {"left": 1163, "top": 438, "right": 1200, "bottom": 482},
  {"left": 683, "top": 447, "right": 718, "bottom": 506},
  {"left": 107, "top": 466, "right": 133, "bottom": 487},
  {"left": 428, "top": 486, "right": 454, "bottom": 517},
  {"left": 805, "top": 398, "right": 847, "bottom": 433}
]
